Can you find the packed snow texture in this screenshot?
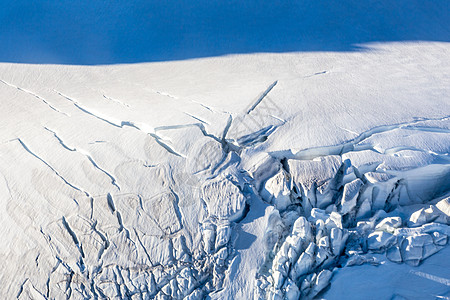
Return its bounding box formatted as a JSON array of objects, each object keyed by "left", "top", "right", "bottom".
[{"left": 1, "top": 24, "right": 450, "bottom": 300}]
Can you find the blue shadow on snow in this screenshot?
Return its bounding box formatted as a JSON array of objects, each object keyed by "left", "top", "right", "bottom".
[{"left": 1, "top": 0, "right": 449, "bottom": 65}]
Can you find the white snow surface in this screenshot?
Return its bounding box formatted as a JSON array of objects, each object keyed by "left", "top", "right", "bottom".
[{"left": 1, "top": 42, "right": 450, "bottom": 299}]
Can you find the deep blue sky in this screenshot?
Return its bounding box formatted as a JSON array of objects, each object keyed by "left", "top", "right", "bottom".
[{"left": 1, "top": 0, "right": 449, "bottom": 65}]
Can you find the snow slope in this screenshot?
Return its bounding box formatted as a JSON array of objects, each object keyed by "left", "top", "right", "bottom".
[
  {"left": 1, "top": 2, "right": 450, "bottom": 300},
  {"left": 1, "top": 41, "right": 449, "bottom": 299}
]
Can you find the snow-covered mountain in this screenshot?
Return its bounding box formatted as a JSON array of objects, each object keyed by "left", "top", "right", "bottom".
[{"left": 1, "top": 1, "right": 449, "bottom": 299}]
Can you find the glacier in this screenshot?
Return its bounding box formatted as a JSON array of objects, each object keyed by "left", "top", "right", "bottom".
[{"left": 1, "top": 1, "right": 450, "bottom": 300}]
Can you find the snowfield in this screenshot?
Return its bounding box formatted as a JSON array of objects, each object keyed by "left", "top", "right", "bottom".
[
  {"left": 1, "top": 42, "right": 449, "bottom": 299},
  {"left": 1, "top": 1, "right": 450, "bottom": 299}
]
